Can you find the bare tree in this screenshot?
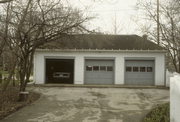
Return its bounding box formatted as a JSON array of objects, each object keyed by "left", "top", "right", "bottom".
[
  {"left": 0, "top": 0, "right": 91, "bottom": 96},
  {"left": 1, "top": 48, "right": 17, "bottom": 91},
  {"left": 136, "top": 0, "right": 180, "bottom": 73},
  {"left": 0, "top": 2, "right": 16, "bottom": 91},
  {"left": 0, "top": 0, "right": 13, "bottom": 3},
  {"left": 0, "top": 1, "right": 11, "bottom": 56},
  {"left": 112, "top": 12, "right": 122, "bottom": 34}
]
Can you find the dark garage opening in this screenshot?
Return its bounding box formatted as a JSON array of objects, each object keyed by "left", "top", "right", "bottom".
[{"left": 46, "top": 59, "right": 74, "bottom": 84}]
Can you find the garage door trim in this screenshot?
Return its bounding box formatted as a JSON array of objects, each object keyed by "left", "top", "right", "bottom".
[{"left": 124, "top": 57, "right": 155, "bottom": 60}]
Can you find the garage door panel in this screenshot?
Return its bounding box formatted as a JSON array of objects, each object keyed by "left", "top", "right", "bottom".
[
  {"left": 85, "top": 78, "right": 113, "bottom": 85},
  {"left": 86, "top": 60, "right": 114, "bottom": 65},
  {"left": 126, "top": 73, "right": 153, "bottom": 78},
  {"left": 85, "top": 60, "right": 114, "bottom": 84},
  {"left": 125, "top": 60, "right": 154, "bottom": 85},
  {"left": 85, "top": 74, "right": 113, "bottom": 79}
]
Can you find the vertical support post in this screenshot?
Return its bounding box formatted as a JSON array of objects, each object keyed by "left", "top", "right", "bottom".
[{"left": 157, "top": 0, "right": 160, "bottom": 45}]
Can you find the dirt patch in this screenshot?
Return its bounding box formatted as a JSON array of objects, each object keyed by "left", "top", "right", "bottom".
[
  {"left": 89, "top": 91, "right": 106, "bottom": 98},
  {"left": 136, "top": 92, "right": 150, "bottom": 101},
  {"left": 0, "top": 87, "right": 40, "bottom": 120}
]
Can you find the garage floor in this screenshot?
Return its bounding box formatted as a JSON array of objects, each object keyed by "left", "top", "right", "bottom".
[{"left": 1, "top": 87, "right": 169, "bottom": 122}]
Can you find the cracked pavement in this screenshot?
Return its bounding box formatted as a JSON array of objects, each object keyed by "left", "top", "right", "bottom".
[{"left": 1, "top": 87, "right": 169, "bottom": 122}]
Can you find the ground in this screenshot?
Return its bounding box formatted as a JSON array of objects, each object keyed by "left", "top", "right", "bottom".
[
  {"left": 0, "top": 87, "right": 40, "bottom": 120},
  {"left": 144, "top": 103, "right": 169, "bottom": 122},
  {"left": 0, "top": 87, "right": 169, "bottom": 122}
]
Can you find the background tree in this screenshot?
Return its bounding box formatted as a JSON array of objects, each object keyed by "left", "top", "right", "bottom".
[
  {"left": 136, "top": 0, "right": 180, "bottom": 73},
  {"left": 0, "top": 0, "right": 13, "bottom": 3},
  {"left": 0, "top": 0, "right": 91, "bottom": 95},
  {"left": 0, "top": 1, "right": 16, "bottom": 91},
  {"left": 112, "top": 12, "right": 123, "bottom": 34}
]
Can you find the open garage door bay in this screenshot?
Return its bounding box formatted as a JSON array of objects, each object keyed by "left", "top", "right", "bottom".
[{"left": 46, "top": 59, "right": 74, "bottom": 84}]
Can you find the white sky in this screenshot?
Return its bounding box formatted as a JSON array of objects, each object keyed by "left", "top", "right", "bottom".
[{"left": 68, "top": 0, "right": 141, "bottom": 35}]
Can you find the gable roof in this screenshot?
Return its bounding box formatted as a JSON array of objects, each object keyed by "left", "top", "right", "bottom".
[{"left": 39, "top": 34, "right": 163, "bottom": 50}]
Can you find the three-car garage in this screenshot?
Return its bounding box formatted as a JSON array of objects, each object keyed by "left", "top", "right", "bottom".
[{"left": 34, "top": 35, "right": 165, "bottom": 86}]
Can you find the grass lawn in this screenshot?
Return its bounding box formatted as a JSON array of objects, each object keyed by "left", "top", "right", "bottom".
[{"left": 143, "top": 103, "right": 170, "bottom": 122}]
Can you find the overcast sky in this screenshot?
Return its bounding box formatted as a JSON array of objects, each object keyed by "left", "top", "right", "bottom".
[{"left": 69, "top": 0, "right": 141, "bottom": 35}]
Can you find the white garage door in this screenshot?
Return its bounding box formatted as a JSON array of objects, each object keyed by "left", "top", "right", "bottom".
[
  {"left": 84, "top": 59, "right": 114, "bottom": 84},
  {"left": 125, "top": 60, "right": 154, "bottom": 85}
]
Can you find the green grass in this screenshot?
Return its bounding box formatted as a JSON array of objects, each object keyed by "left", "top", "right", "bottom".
[
  {"left": 143, "top": 103, "right": 170, "bottom": 122},
  {"left": 0, "top": 70, "right": 8, "bottom": 75}
]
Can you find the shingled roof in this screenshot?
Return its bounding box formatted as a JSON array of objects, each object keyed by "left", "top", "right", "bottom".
[{"left": 39, "top": 34, "right": 163, "bottom": 50}]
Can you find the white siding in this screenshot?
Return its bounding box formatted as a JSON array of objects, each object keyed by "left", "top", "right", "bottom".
[
  {"left": 33, "top": 52, "right": 45, "bottom": 84},
  {"left": 155, "top": 55, "right": 165, "bottom": 85},
  {"left": 74, "top": 56, "right": 84, "bottom": 84},
  {"left": 170, "top": 78, "right": 180, "bottom": 122},
  {"left": 34, "top": 50, "right": 165, "bottom": 85},
  {"left": 115, "top": 57, "right": 124, "bottom": 84}
]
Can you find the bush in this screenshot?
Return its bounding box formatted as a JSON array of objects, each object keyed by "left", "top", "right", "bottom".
[{"left": 144, "top": 103, "right": 170, "bottom": 122}]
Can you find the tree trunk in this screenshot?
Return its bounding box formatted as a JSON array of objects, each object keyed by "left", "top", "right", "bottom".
[
  {"left": 18, "top": 80, "right": 28, "bottom": 101},
  {"left": 18, "top": 52, "right": 34, "bottom": 101},
  {"left": 19, "top": 79, "right": 27, "bottom": 92},
  {"left": 18, "top": 91, "right": 29, "bottom": 101}
]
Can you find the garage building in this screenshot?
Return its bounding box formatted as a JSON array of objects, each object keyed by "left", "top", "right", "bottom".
[{"left": 34, "top": 34, "right": 166, "bottom": 86}]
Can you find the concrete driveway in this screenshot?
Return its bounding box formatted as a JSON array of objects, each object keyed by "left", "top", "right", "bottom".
[{"left": 1, "top": 87, "right": 169, "bottom": 122}]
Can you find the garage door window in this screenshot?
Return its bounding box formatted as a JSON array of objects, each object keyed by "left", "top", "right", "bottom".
[
  {"left": 93, "top": 66, "right": 99, "bottom": 71},
  {"left": 126, "top": 67, "right": 132, "bottom": 72},
  {"left": 86, "top": 66, "right": 92, "bottom": 71},
  {"left": 86, "top": 65, "right": 114, "bottom": 72},
  {"left": 133, "top": 67, "right": 139, "bottom": 72},
  {"left": 100, "top": 66, "right": 106, "bottom": 71},
  {"left": 140, "top": 67, "right": 146, "bottom": 72},
  {"left": 107, "top": 66, "right": 113, "bottom": 71},
  {"left": 147, "top": 67, "right": 153, "bottom": 72}
]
